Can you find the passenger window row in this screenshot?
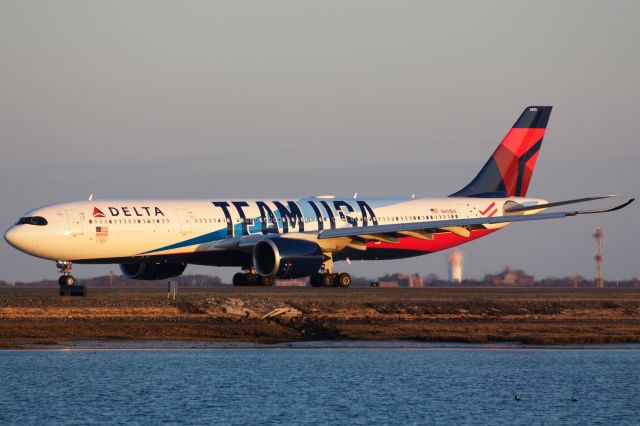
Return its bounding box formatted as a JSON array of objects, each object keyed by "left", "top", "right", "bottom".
[
  {"left": 89, "top": 212, "right": 462, "bottom": 227},
  {"left": 89, "top": 218, "right": 169, "bottom": 225},
  {"left": 189, "top": 213, "right": 461, "bottom": 225}
]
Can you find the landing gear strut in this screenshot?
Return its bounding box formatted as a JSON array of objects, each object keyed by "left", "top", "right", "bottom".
[
  {"left": 56, "top": 261, "right": 76, "bottom": 286},
  {"left": 232, "top": 270, "right": 274, "bottom": 287}
]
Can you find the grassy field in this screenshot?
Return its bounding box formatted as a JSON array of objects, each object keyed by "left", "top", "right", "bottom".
[{"left": 1, "top": 286, "right": 639, "bottom": 348}]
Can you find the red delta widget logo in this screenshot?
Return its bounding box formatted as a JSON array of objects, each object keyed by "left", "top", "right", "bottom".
[{"left": 92, "top": 206, "right": 165, "bottom": 217}]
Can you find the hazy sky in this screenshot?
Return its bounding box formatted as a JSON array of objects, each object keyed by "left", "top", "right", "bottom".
[{"left": 1, "top": 1, "right": 638, "bottom": 283}]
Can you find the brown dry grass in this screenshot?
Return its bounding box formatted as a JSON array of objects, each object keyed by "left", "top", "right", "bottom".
[{"left": 1, "top": 286, "right": 639, "bottom": 348}]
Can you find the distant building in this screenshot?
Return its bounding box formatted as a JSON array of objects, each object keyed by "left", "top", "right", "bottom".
[
  {"left": 405, "top": 274, "right": 425, "bottom": 288},
  {"left": 274, "top": 278, "right": 308, "bottom": 287},
  {"left": 377, "top": 273, "right": 425, "bottom": 288},
  {"left": 484, "top": 268, "right": 534, "bottom": 287}
]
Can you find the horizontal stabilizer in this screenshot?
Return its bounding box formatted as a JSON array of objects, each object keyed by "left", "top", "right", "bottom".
[{"left": 505, "top": 194, "right": 624, "bottom": 213}]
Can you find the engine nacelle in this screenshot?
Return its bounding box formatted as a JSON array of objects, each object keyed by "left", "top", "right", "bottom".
[
  {"left": 119, "top": 262, "right": 187, "bottom": 280},
  {"left": 252, "top": 238, "right": 324, "bottom": 279}
]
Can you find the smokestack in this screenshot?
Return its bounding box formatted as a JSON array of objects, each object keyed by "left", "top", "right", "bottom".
[
  {"left": 594, "top": 226, "right": 604, "bottom": 288},
  {"left": 448, "top": 251, "right": 464, "bottom": 284}
]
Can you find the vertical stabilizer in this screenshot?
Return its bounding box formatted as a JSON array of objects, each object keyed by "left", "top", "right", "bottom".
[{"left": 451, "top": 106, "right": 552, "bottom": 197}]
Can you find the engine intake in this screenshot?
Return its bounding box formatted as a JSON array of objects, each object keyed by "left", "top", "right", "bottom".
[
  {"left": 252, "top": 238, "right": 324, "bottom": 279},
  {"left": 119, "top": 262, "right": 187, "bottom": 280}
]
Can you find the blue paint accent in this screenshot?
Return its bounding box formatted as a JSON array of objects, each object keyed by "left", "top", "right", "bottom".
[
  {"left": 248, "top": 215, "right": 262, "bottom": 234},
  {"left": 142, "top": 228, "right": 228, "bottom": 254},
  {"left": 233, "top": 221, "right": 245, "bottom": 236},
  {"left": 141, "top": 197, "right": 411, "bottom": 256},
  {"left": 299, "top": 202, "right": 317, "bottom": 228}
]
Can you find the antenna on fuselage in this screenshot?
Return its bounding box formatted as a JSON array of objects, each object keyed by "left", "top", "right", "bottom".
[
  {"left": 353, "top": 192, "right": 358, "bottom": 199},
  {"left": 411, "top": 194, "right": 415, "bottom": 199},
  {"left": 88, "top": 194, "right": 93, "bottom": 201}
]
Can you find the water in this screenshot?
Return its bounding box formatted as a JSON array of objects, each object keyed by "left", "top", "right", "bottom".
[{"left": 1, "top": 345, "right": 639, "bottom": 425}]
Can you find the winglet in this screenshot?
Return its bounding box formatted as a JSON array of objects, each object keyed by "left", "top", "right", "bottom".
[{"left": 565, "top": 197, "right": 634, "bottom": 216}]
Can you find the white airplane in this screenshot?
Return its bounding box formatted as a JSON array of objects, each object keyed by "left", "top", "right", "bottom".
[{"left": 4, "top": 106, "right": 633, "bottom": 288}]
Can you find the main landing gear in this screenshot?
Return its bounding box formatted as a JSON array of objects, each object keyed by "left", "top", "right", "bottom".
[
  {"left": 232, "top": 270, "right": 274, "bottom": 287},
  {"left": 56, "top": 261, "right": 76, "bottom": 286},
  {"left": 309, "top": 255, "right": 351, "bottom": 288},
  {"left": 309, "top": 272, "right": 352, "bottom": 288}
]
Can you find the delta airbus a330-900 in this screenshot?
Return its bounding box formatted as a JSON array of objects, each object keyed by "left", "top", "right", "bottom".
[{"left": 4, "top": 107, "right": 633, "bottom": 288}]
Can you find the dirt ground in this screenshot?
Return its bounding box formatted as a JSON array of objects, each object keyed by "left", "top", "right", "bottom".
[{"left": 1, "top": 286, "right": 639, "bottom": 348}]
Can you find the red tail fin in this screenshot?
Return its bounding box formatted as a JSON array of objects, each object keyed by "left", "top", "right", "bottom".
[{"left": 451, "top": 106, "right": 552, "bottom": 198}]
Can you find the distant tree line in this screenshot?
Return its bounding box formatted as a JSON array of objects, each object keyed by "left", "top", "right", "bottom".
[
  {"left": 0, "top": 274, "right": 222, "bottom": 288},
  {"left": 0, "top": 272, "right": 638, "bottom": 288}
]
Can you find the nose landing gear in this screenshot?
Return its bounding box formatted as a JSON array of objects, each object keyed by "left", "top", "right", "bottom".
[
  {"left": 55, "top": 261, "right": 86, "bottom": 296},
  {"left": 56, "top": 261, "right": 76, "bottom": 286}
]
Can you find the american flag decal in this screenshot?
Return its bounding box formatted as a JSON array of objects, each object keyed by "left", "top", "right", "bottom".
[{"left": 96, "top": 226, "right": 109, "bottom": 243}]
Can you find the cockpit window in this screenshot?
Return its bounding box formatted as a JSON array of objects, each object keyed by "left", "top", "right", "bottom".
[{"left": 16, "top": 216, "right": 48, "bottom": 226}]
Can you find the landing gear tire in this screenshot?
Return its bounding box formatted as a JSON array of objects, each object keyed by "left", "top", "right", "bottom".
[
  {"left": 232, "top": 273, "right": 244, "bottom": 286},
  {"left": 260, "top": 276, "right": 274, "bottom": 287},
  {"left": 311, "top": 272, "right": 350, "bottom": 288},
  {"left": 245, "top": 273, "right": 259, "bottom": 286},
  {"left": 321, "top": 273, "right": 335, "bottom": 288},
  {"left": 309, "top": 273, "right": 322, "bottom": 288},
  {"left": 337, "top": 273, "right": 352, "bottom": 288},
  {"left": 58, "top": 275, "right": 76, "bottom": 286},
  {"left": 56, "top": 261, "right": 75, "bottom": 286}
]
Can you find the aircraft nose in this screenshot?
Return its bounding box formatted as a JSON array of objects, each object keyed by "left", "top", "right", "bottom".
[{"left": 4, "top": 226, "right": 26, "bottom": 251}]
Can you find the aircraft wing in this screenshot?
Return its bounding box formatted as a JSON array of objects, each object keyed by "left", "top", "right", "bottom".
[{"left": 318, "top": 196, "right": 634, "bottom": 241}]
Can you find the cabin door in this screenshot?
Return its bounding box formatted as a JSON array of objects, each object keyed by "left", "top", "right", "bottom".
[
  {"left": 176, "top": 209, "right": 193, "bottom": 235},
  {"left": 65, "top": 210, "right": 84, "bottom": 236}
]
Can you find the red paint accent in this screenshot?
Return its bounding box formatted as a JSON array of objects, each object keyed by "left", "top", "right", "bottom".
[
  {"left": 93, "top": 207, "right": 105, "bottom": 218},
  {"left": 492, "top": 145, "right": 519, "bottom": 195},
  {"left": 492, "top": 127, "right": 546, "bottom": 196},
  {"left": 366, "top": 228, "right": 498, "bottom": 252},
  {"left": 520, "top": 151, "right": 540, "bottom": 196},
  {"left": 480, "top": 202, "right": 496, "bottom": 216},
  {"left": 500, "top": 128, "right": 546, "bottom": 157},
  {"left": 488, "top": 208, "right": 498, "bottom": 217}
]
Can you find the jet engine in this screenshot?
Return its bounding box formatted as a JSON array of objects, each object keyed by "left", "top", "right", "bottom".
[
  {"left": 119, "top": 262, "right": 187, "bottom": 280},
  {"left": 252, "top": 238, "right": 324, "bottom": 279}
]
